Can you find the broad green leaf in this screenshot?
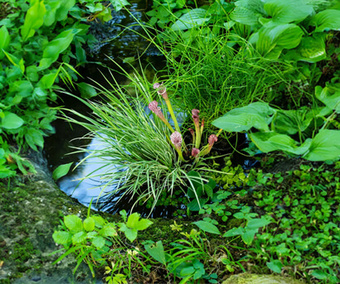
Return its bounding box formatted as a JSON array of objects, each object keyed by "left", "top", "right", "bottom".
[
  {"left": 311, "top": 270, "right": 329, "bottom": 280},
  {"left": 315, "top": 85, "right": 340, "bottom": 113},
  {"left": 55, "top": 0, "right": 75, "bottom": 22},
  {"left": 99, "top": 223, "right": 117, "bottom": 237},
  {"left": 273, "top": 109, "right": 314, "bottom": 135},
  {"left": 251, "top": 22, "right": 303, "bottom": 58},
  {"left": 83, "top": 217, "right": 95, "bottom": 232},
  {"left": 38, "top": 29, "right": 81, "bottom": 70},
  {"left": 285, "top": 138, "right": 312, "bottom": 156},
  {"left": 25, "top": 128, "right": 44, "bottom": 151},
  {"left": 64, "top": 215, "right": 83, "bottom": 232},
  {"left": 212, "top": 102, "right": 275, "bottom": 132},
  {"left": 72, "top": 231, "right": 87, "bottom": 244},
  {"left": 120, "top": 224, "right": 138, "bottom": 242},
  {"left": 286, "top": 34, "right": 327, "bottom": 63},
  {"left": 52, "top": 162, "right": 73, "bottom": 180},
  {"left": 52, "top": 231, "right": 71, "bottom": 245},
  {"left": 310, "top": 9, "right": 340, "bottom": 32},
  {"left": 230, "top": 0, "right": 265, "bottom": 26},
  {"left": 247, "top": 217, "right": 271, "bottom": 229},
  {"left": 38, "top": 72, "right": 59, "bottom": 89},
  {"left": 250, "top": 132, "right": 298, "bottom": 153},
  {"left": 223, "top": 227, "right": 244, "bottom": 237},
  {"left": 193, "top": 220, "right": 221, "bottom": 235},
  {"left": 144, "top": 241, "right": 166, "bottom": 265},
  {"left": 241, "top": 229, "right": 256, "bottom": 245},
  {"left": 21, "top": 0, "right": 46, "bottom": 41},
  {"left": 92, "top": 236, "right": 105, "bottom": 249},
  {"left": 0, "top": 26, "right": 10, "bottom": 59},
  {"left": 78, "top": 82, "right": 97, "bottom": 99},
  {"left": 126, "top": 213, "right": 140, "bottom": 228},
  {"left": 171, "top": 9, "right": 210, "bottom": 31},
  {"left": 97, "top": 7, "right": 112, "bottom": 22},
  {"left": 0, "top": 112, "right": 24, "bottom": 130},
  {"left": 43, "top": 0, "right": 61, "bottom": 26},
  {"left": 187, "top": 198, "right": 207, "bottom": 211},
  {"left": 264, "top": 0, "right": 313, "bottom": 23},
  {"left": 267, "top": 260, "right": 283, "bottom": 273},
  {"left": 134, "top": 219, "right": 153, "bottom": 231},
  {"left": 304, "top": 130, "right": 340, "bottom": 161},
  {"left": 92, "top": 215, "right": 106, "bottom": 228}
]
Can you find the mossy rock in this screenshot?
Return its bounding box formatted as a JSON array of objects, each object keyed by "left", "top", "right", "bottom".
[{"left": 222, "top": 273, "right": 305, "bottom": 284}]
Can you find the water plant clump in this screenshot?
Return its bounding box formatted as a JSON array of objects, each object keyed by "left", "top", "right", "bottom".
[{"left": 62, "top": 67, "right": 227, "bottom": 215}]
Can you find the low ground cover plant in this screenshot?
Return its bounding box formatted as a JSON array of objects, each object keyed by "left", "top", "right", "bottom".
[{"left": 53, "top": 160, "right": 340, "bottom": 283}]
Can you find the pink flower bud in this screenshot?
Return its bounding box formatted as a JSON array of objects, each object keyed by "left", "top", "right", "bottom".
[
  {"left": 208, "top": 134, "right": 218, "bottom": 146},
  {"left": 170, "top": 131, "right": 182, "bottom": 148},
  {"left": 153, "top": 83, "right": 161, "bottom": 89},
  {"left": 191, "top": 148, "right": 200, "bottom": 158},
  {"left": 148, "top": 101, "right": 165, "bottom": 121},
  {"left": 153, "top": 82, "right": 168, "bottom": 99},
  {"left": 192, "top": 109, "right": 200, "bottom": 121}
]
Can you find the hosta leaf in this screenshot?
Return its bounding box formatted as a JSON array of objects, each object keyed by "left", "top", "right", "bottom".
[
  {"left": 212, "top": 102, "right": 275, "bottom": 132},
  {"left": 223, "top": 227, "right": 244, "bottom": 237},
  {"left": 303, "top": 130, "right": 340, "bottom": 161},
  {"left": 252, "top": 22, "right": 303, "bottom": 58},
  {"left": 286, "top": 34, "right": 326, "bottom": 63},
  {"left": 264, "top": 0, "right": 313, "bottom": 23},
  {"left": 134, "top": 219, "right": 153, "bottom": 231},
  {"left": 250, "top": 132, "right": 298, "bottom": 153},
  {"left": 171, "top": 9, "right": 210, "bottom": 31},
  {"left": 310, "top": 9, "right": 340, "bottom": 32},
  {"left": 315, "top": 85, "right": 340, "bottom": 113},
  {"left": 25, "top": 128, "right": 44, "bottom": 151},
  {"left": 99, "top": 223, "right": 117, "bottom": 237},
  {"left": 247, "top": 217, "right": 271, "bottom": 229},
  {"left": 273, "top": 108, "right": 315, "bottom": 135},
  {"left": 231, "top": 0, "right": 265, "bottom": 26}
]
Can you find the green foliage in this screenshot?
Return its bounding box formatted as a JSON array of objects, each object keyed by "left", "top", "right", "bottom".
[
  {"left": 63, "top": 67, "right": 226, "bottom": 214},
  {"left": 52, "top": 162, "right": 73, "bottom": 181},
  {"left": 0, "top": 0, "right": 128, "bottom": 178},
  {"left": 213, "top": 85, "right": 340, "bottom": 161},
  {"left": 118, "top": 210, "right": 153, "bottom": 242},
  {"left": 249, "top": 163, "right": 340, "bottom": 282}
]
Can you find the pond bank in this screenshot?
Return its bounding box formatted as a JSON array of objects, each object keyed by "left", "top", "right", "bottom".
[{"left": 0, "top": 151, "right": 98, "bottom": 283}]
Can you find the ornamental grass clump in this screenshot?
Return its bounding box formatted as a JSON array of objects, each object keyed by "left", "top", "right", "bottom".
[{"left": 64, "top": 70, "right": 222, "bottom": 214}]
